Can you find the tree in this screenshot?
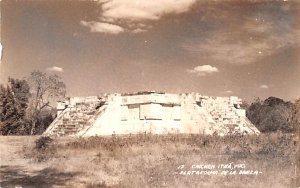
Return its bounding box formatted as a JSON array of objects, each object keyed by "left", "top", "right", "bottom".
[
  {"left": 246, "top": 97, "right": 294, "bottom": 133},
  {"left": 0, "top": 78, "right": 30, "bottom": 135},
  {"left": 8, "top": 77, "right": 30, "bottom": 117},
  {"left": 27, "top": 71, "right": 66, "bottom": 134}
]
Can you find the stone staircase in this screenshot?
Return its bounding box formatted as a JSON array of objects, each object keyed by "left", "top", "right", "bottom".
[
  {"left": 198, "top": 98, "right": 245, "bottom": 135},
  {"left": 47, "top": 101, "right": 103, "bottom": 136},
  {"left": 77, "top": 105, "right": 107, "bottom": 136},
  {"left": 199, "top": 98, "right": 259, "bottom": 135}
]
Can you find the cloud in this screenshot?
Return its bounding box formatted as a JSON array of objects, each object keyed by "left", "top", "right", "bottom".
[
  {"left": 182, "top": 30, "right": 298, "bottom": 65},
  {"left": 99, "top": 0, "right": 196, "bottom": 21},
  {"left": 80, "top": 21, "right": 124, "bottom": 34},
  {"left": 187, "top": 65, "right": 219, "bottom": 76},
  {"left": 83, "top": 0, "right": 196, "bottom": 34},
  {"left": 181, "top": 6, "right": 300, "bottom": 65},
  {"left": 46, "top": 66, "right": 64, "bottom": 72},
  {"left": 226, "top": 90, "right": 233, "bottom": 94},
  {"left": 260, "top": 84, "right": 269, "bottom": 89},
  {"left": 132, "top": 28, "right": 148, "bottom": 34}
]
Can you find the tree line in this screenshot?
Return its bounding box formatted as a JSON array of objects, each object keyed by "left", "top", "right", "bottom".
[{"left": 0, "top": 71, "right": 66, "bottom": 135}]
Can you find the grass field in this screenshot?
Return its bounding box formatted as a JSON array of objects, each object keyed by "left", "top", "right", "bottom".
[{"left": 0, "top": 133, "right": 299, "bottom": 188}]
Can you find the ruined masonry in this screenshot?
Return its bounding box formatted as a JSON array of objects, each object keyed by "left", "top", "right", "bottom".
[{"left": 43, "top": 91, "right": 260, "bottom": 137}]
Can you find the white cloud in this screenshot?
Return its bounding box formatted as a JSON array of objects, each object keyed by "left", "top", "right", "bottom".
[
  {"left": 46, "top": 66, "right": 64, "bottom": 72},
  {"left": 99, "top": 0, "right": 196, "bottom": 21},
  {"left": 80, "top": 21, "right": 124, "bottom": 34},
  {"left": 84, "top": 0, "right": 196, "bottom": 34},
  {"left": 187, "top": 65, "right": 219, "bottom": 76},
  {"left": 226, "top": 90, "right": 233, "bottom": 94},
  {"left": 260, "top": 84, "right": 269, "bottom": 89},
  {"left": 132, "top": 28, "right": 148, "bottom": 34}
]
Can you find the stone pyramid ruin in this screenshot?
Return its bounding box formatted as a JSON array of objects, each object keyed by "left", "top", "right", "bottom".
[{"left": 43, "top": 91, "right": 260, "bottom": 137}]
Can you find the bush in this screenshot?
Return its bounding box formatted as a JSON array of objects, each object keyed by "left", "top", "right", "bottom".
[
  {"left": 34, "top": 136, "right": 53, "bottom": 151},
  {"left": 246, "top": 97, "right": 295, "bottom": 133}
]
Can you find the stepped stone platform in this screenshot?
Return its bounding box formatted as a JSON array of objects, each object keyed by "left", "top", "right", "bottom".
[{"left": 43, "top": 91, "right": 260, "bottom": 137}]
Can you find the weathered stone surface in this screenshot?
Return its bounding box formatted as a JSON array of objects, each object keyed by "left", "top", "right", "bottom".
[{"left": 44, "top": 92, "right": 260, "bottom": 136}]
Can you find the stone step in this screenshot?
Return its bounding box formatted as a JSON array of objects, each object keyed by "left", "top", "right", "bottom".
[
  {"left": 64, "top": 127, "right": 79, "bottom": 131},
  {"left": 52, "top": 129, "right": 79, "bottom": 135},
  {"left": 56, "top": 124, "right": 77, "bottom": 128},
  {"left": 64, "top": 130, "right": 78, "bottom": 134}
]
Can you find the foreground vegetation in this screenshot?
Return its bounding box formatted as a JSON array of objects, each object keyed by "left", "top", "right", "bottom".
[{"left": 1, "top": 133, "right": 298, "bottom": 188}]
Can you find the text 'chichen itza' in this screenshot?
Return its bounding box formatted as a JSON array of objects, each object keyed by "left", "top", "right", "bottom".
[{"left": 44, "top": 91, "right": 260, "bottom": 137}]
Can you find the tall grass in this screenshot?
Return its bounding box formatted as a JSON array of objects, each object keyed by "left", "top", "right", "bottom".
[
  {"left": 28, "top": 132, "right": 297, "bottom": 188},
  {"left": 65, "top": 133, "right": 296, "bottom": 160}
]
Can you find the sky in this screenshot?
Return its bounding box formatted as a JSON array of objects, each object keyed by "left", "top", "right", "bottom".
[{"left": 0, "top": 0, "right": 299, "bottom": 102}]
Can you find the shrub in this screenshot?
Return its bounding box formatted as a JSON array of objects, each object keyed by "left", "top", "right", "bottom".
[
  {"left": 34, "top": 136, "right": 53, "bottom": 151},
  {"left": 246, "top": 97, "right": 295, "bottom": 133}
]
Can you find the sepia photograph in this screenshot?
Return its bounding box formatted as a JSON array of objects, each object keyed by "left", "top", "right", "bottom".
[{"left": 0, "top": 0, "right": 299, "bottom": 187}]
